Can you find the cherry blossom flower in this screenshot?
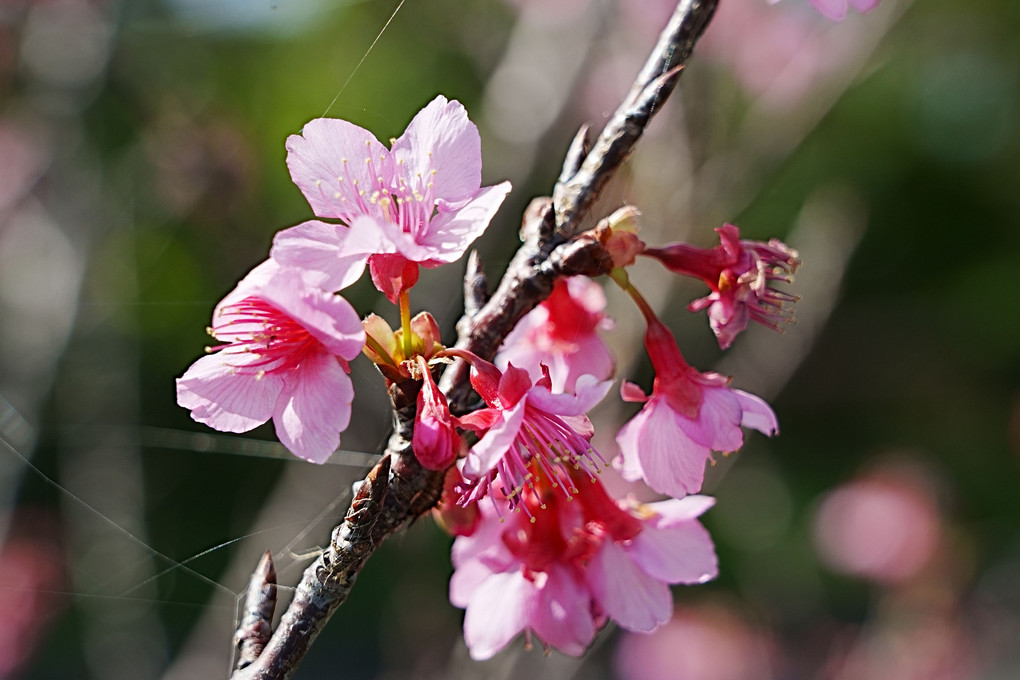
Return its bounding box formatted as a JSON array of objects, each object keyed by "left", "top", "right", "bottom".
[
  {"left": 615, "top": 317, "right": 778, "bottom": 499},
  {"left": 176, "top": 261, "right": 365, "bottom": 463},
  {"left": 445, "top": 349, "right": 612, "bottom": 513},
  {"left": 450, "top": 469, "right": 718, "bottom": 660},
  {"left": 272, "top": 95, "right": 512, "bottom": 302},
  {"left": 769, "top": 0, "right": 881, "bottom": 22},
  {"left": 496, "top": 277, "right": 615, "bottom": 393},
  {"left": 643, "top": 224, "right": 799, "bottom": 350}
]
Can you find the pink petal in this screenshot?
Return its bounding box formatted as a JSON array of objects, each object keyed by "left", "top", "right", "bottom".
[
  {"left": 526, "top": 376, "right": 612, "bottom": 416},
  {"left": 463, "top": 570, "right": 531, "bottom": 661},
  {"left": 257, "top": 269, "right": 365, "bottom": 360},
  {"left": 733, "top": 388, "right": 779, "bottom": 436},
  {"left": 620, "top": 380, "right": 649, "bottom": 403},
  {"left": 809, "top": 0, "right": 849, "bottom": 21},
  {"left": 646, "top": 495, "right": 716, "bottom": 525},
  {"left": 450, "top": 555, "right": 509, "bottom": 608},
  {"left": 461, "top": 400, "right": 526, "bottom": 477},
  {"left": 498, "top": 363, "right": 532, "bottom": 409},
  {"left": 450, "top": 507, "right": 513, "bottom": 571},
  {"left": 391, "top": 95, "right": 482, "bottom": 205},
  {"left": 286, "top": 118, "right": 391, "bottom": 220},
  {"left": 530, "top": 565, "right": 596, "bottom": 656},
  {"left": 627, "top": 522, "right": 718, "bottom": 585},
  {"left": 565, "top": 335, "right": 616, "bottom": 388},
  {"left": 679, "top": 385, "right": 744, "bottom": 452},
  {"left": 272, "top": 351, "right": 354, "bottom": 463},
  {"left": 612, "top": 434, "right": 646, "bottom": 483},
  {"left": 176, "top": 353, "right": 284, "bottom": 433},
  {"left": 586, "top": 539, "right": 672, "bottom": 633},
  {"left": 455, "top": 408, "right": 502, "bottom": 432},
  {"left": 617, "top": 398, "right": 711, "bottom": 498},
  {"left": 416, "top": 182, "right": 512, "bottom": 264},
  {"left": 270, "top": 217, "right": 386, "bottom": 291}
]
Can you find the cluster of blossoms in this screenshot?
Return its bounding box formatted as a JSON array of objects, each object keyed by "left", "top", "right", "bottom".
[{"left": 177, "top": 96, "right": 799, "bottom": 660}]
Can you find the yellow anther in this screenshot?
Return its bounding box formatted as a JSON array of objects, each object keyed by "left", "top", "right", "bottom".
[
  {"left": 334, "top": 192, "right": 342, "bottom": 199},
  {"left": 255, "top": 370, "right": 266, "bottom": 381}
]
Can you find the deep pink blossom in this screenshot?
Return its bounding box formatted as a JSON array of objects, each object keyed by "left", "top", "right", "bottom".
[
  {"left": 768, "top": 0, "right": 881, "bottom": 22},
  {"left": 412, "top": 357, "right": 460, "bottom": 471},
  {"left": 643, "top": 224, "right": 799, "bottom": 349},
  {"left": 272, "top": 96, "right": 511, "bottom": 302},
  {"left": 447, "top": 350, "right": 612, "bottom": 513},
  {"left": 176, "top": 261, "right": 365, "bottom": 463},
  {"left": 615, "top": 317, "right": 778, "bottom": 499},
  {"left": 496, "top": 277, "right": 615, "bottom": 392},
  {"left": 450, "top": 472, "right": 718, "bottom": 659}
]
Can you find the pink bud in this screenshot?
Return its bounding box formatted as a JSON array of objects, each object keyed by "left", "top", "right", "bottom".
[{"left": 412, "top": 360, "right": 460, "bottom": 470}]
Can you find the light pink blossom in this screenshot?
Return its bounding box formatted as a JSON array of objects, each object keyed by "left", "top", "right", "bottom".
[
  {"left": 643, "top": 224, "right": 799, "bottom": 350},
  {"left": 615, "top": 317, "right": 778, "bottom": 499},
  {"left": 176, "top": 261, "right": 365, "bottom": 463},
  {"left": 450, "top": 473, "right": 718, "bottom": 660},
  {"left": 448, "top": 350, "right": 612, "bottom": 513},
  {"left": 272, "top": 95, "right": 511, "bottom": 302},
  {"left": 496, "top": 277, "right": 615, "bottom": 393}
]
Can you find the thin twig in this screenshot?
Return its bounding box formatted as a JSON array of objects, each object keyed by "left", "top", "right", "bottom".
[
  {"left": 228, "top": 0, "right": 718, "bottom": 676},
  {"left": 233, "top": 551, "right": 277, "bottom": 671}
]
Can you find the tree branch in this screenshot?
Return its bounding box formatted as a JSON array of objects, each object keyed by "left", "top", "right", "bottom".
[{"left": 229, "top": 0, "right": 718, "bottom": 676}]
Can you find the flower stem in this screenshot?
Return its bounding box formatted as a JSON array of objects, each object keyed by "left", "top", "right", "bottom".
[
  {"left": 609, "top": 267, "right": 658, "bottom": 325},
  {"left": 399, "top": 290, "right": 413, "bottom": 358}
]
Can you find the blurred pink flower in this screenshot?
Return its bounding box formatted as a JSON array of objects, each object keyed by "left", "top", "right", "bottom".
[
  {"left": 449, "top": 350, "right": 612, "bottom": 512},
  {"left": 769, "top": 0, "right": 881, "bottom": 22},
  {"left": 496, "top": 276, "right": 615, "bottom": 393},
  {"left": 615, "top": 316, "right": 778, "bottom": 499},
  {"left": 644, "top": 224, "right": 799, "bottom": 349},
  {"left": 614, "top": 603, "right": 779, "bottom": 680},
  {"left": 699, "top": 0, "right": 870, "bottom": 107},
  {"left": 813, "top": 470, "right": 941, "bottom": 584},
  {"left": 272, "top": 95, "right": 511, "bottom": 302},
  {"left": 0, "top": 516, "right": 64, "bottom": 679},
  {"left": 0, "top": 121, "right": 45, "bottom": 213},
  {"left": 176, "top": 260, "right": 365, "bottom": 463},
  {"left": 450, "top": 472, "right": 717, "bottom": 659}
]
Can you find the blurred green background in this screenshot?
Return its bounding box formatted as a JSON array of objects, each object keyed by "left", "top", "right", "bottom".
[{"left": 0, "top": 0, "right": 1018, "bottom": 678}]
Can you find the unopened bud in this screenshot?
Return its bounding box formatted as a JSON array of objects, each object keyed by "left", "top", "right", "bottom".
[{"left": 604, "top": 206, "right": 645, "bottom": 267}]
